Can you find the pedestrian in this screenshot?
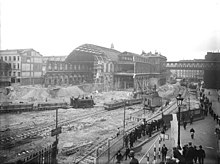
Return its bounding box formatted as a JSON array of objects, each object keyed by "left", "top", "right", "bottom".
[
  {"left": 117, "top": 128, "right": 120, "bottom": 137},
  {"left": 190, "top": 114, "right": 194, "bottom": 124},
  {"left": 129, "top": 150, "right": 139, "bottom": 164},
  {"left": 125, "top": 146, "right": 130, "bottom": 160},
  {"left": 197, "top": 145, "right": 205, "bottom": 164},
  {"left": 190, "top": 128, "right": 195, "bottom": 139},
  {"left": 161, "top": 144, "right": 168, "bottom": 162},
  {"left": 183, "top": 120, "right": 187, "bottom": 130},
  {"left": 124, "top": 133, "right": 129, "bottom": 148},
  {"left": 115, "top": 150, "right": 123, "bottom": 163},
  {"left": 185, "top": 142, "right": 195, "bottom": 164},
  {"left": 173, "top": 147, "right": 185, "bottom": 164},
  {"left": 193, "top": 145, "right": 198, "bottom": 164},
  {"left": 182, "top": 144, "right": 188, "bottom": 158}
]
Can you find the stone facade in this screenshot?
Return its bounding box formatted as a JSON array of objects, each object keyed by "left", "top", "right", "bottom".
[{"left": 0, "top": 49, "right": 43, "bottom": 85}]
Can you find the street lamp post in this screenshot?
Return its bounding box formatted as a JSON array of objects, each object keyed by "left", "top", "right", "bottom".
[
  {"left": 123, "top": 100, "right": 126, "bottom": 136},
  {"left": 188, "top": 97, "right": 190, "bottom": 111},
  {"left": 176, "top": 94, "right": 184, "bottom": 150}
]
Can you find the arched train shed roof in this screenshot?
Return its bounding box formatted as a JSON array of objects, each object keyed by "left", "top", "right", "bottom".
[{"left": 65, "top": 44, "right": 121, "bottom": 63}]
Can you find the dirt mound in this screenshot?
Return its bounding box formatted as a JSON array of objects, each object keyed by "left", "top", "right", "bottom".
[
  {"left": 93, "top": 91, "right": 133, "bottom": 106},
  {"left": 21, "top": 88, "right": 50, "bottom": 102},
  {"left": 57, "top": 86, "right": 85, "bottom": 98}
]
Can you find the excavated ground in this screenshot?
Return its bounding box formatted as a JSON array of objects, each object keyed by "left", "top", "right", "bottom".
[{"left": 0, "top": 82, "right": 197, "bottom": 163}]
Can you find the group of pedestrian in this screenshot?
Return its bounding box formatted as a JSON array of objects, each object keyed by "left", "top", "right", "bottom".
[
  {"left": 123, "top": 119, "right": 164, "bottom": 149},
  {"left": 173, "top": 142, "right": 206, "bottom": 164},
  {"left": 115, "top": 149, "right": 139, "bottom": 164}
]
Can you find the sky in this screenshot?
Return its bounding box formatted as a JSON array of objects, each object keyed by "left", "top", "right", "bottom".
[{"left": 1, "top": 0, "right": 220, "bottom": 61}]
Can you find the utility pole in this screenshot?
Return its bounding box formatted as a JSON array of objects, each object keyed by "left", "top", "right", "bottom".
[
  {"left": 123, "top": 101, "right": 126, "bottom": 136},
  {"left": 51, "top": 108, "right": 61, "bottom": 164}
]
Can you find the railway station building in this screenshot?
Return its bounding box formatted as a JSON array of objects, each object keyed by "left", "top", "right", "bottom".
[{"left": 44, "top": 44, "right": 168, "bottom": 92}]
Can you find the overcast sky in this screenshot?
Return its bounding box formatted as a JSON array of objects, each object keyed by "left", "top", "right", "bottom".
[{"left": 1, "top": 0, "right": 220, "bottom": 61}]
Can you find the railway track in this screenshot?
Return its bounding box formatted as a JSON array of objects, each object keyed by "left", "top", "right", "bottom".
[
  {"left": 73, "top": 102, "right": 178, "bottom": 164},
  {"left": 74, "top": 87, "right": 186, "bottom": 164},
  {"left": 0, "top": 108, "right": 109, "bottom": 149}
]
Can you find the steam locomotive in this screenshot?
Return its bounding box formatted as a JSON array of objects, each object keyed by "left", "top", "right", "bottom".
[{"left": 70, "top": 96, "right": 95, "bottom": 108}]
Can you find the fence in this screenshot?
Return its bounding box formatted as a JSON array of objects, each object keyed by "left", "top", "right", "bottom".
[
  {"left": 95, "top": 135, "right": 124, "bottom": 164},
  {"left": 162, "top": 108, "right": 204, "bottom": 127},
  {"left": 6, "top": 142, "right": 57, "bottom": 164}
]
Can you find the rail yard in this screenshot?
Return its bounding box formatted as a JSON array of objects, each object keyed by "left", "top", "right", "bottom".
[{"left": 0, "top": 82, "right": 200, "bottom": 164}]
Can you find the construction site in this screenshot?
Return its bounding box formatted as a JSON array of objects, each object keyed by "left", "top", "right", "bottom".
[{"left": 0, "top": 78, "right": 202, "bottom": 164}]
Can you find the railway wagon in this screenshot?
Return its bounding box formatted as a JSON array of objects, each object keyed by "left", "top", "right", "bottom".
[
  {"left": 126, "top": 98, "right": 142, "bottom": 106},
  {"left": 70, "top": 98, "right": 95, "bottom": 108},
  {"left": 0, "top": 103, "right": 34, "bottom": 113},
  {"left": 104, "top": 101, "right": 125, "bottom": 111},
  {"left": 37, "top": 102, "right": 68, "bottom": 111},
  {"left": 104, "top": 98, "right": 143, "bottom": 111}
]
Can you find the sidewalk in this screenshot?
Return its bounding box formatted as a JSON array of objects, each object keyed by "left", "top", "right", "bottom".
[
  {"left": 161, "top": 115, "right": 218, "bottom": 164},
  {"left": 120, "top": 113, "right": 218, "bottom": 164},
  {"left": 204, "top": 89, "right": 220, "bottom": 116}
]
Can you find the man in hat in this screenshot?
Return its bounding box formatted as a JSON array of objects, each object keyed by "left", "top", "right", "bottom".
[
  {"left": 129, "top": 150, "right": 139, "bottom": 164},
  {"left": 116, "top": 150, "right": 123, "bottom": 163},
  {"left": 161, "top": 144, "right": 168, "bottom": 162},
  {"left": 197, "top": 145, "right": 205, "bottom": 164},
  {"left": 190, "top": 128, "right": 195, "bottom": 139}
]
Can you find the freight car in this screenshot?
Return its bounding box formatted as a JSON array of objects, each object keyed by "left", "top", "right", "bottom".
[
  {"left": 70, "top": 97, "right": 95, "bottom": 108},
  {"left": 104, "top": 101, "right": 125, "bottom": 111},
  {"left": 126, "top": 98, "right": 142, "bottom": 106},
  {"left": 104, "top": 98, "right": 143, "bottom": 111},
  {"left": 0, "top": 102, "right": 68, "bottom": 114},
  {"left": 0, "top": 103, "right": 34, "bottom": 113},
  {"left": 37, "top": 102, "right": 68, "bottom": 110}
]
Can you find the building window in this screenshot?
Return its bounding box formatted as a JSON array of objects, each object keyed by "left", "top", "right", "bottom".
[
  {"left": 17, "top": 63, "right": 20, "bottom": 69},
  {"left": 9, "top": 56, "right": 11, "bottom": 61},
  {"left": 13, "top": 56, "right": 16, "bottom": 61},
  {"left": 54, "top": 63, "right": 57, "bottom": 70},
  {"left": 1, "top": 56, "right": 3, "bottom": 60},
  {"left": 17, "top": 79, "right": 20, "bottom": 82},
  {"left": 13, "top": 72, "right": 16, "bottom": 76},
  {"left": 18, "top": 72, "right": 21, "bottom": 77},
  {"left": 9, "top": 72, "right": 11, "bottom": 76},
  {"left": 13, "top": 63, "right": 16, "bottom": 69},
  {"left": 17, "top": 56, "right": 20, "bottom": 61},
  {"left": 48, "top": 64, "right": 52, "bottom": 71},
  {"left": 5, "top": 56, "right": 7, "bottom": 61}
]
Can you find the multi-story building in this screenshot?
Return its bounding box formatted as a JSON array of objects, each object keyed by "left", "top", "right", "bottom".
[
  {"left": 204, "top": 52, "right": 220, "bottom": 89},
  {"left": 44, "top": 44, "right": 119, "bottom": 91},
  {"left": 170, "top": 59, "right": 204, "bottom": 80},
  {"left": 0, "top": 49, "right": 43, "bottom": 85},
  {"left": 44, "top": 44, "right": 168, "bottom": 92},
  {"left": 0, "top": 59, "right": 11, "bottom": 87},
  {"left": 141, "top": 51, "right": 167, "bottom": 85},
  {"left": 42, "top": 56, "right": 67, "bottom": 75},
  {"left": 114, "top": 51, "right": 167, "bottom": 91}
]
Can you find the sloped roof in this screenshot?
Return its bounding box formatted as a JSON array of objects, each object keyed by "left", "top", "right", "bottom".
[{"left": 65, "top": 44, "right": 121, "bottom": 62}]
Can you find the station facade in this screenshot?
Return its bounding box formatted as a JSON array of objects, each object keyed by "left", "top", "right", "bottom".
[{"left": 44, "top": 44, "right": 167, "bottom": 92}]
